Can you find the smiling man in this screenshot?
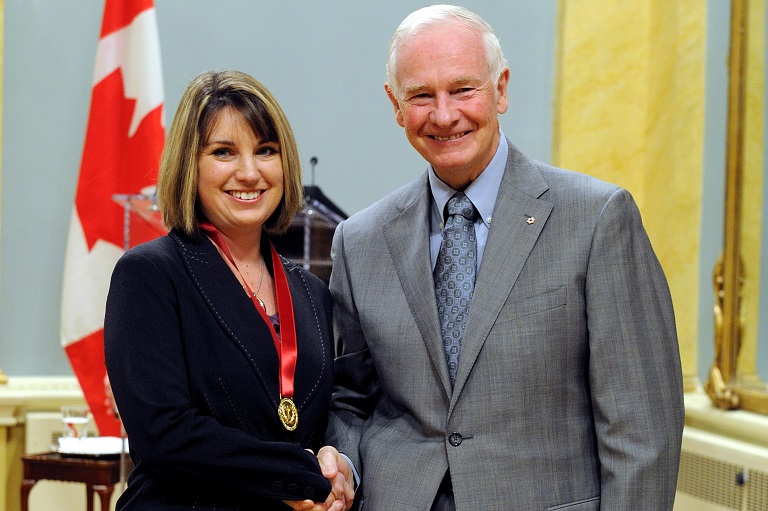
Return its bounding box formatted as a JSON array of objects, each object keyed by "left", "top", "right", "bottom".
[
  {"left": 325, "top": 5, "right": 684, "bottom": 511},
  {"left": 384, "top": 14, "right": 508, "bottom": 190}
]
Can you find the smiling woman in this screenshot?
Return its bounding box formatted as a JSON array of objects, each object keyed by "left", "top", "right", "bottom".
[
  {"left": 102, "top": 70, "right": 354, "bottom": 510},
  {"left": 197, "top": 107, "right": 285, "bottom": 251},
  {"left": 156, "top": 71, "right": 303, "bottom": 239}
]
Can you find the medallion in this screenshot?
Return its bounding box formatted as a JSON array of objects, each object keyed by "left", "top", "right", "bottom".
[
  {"left": 278, "top": 397, "right": 299, "bottom": 431},
  {"left": 203, "top": 226, "right": 301, "bottom": 433}
]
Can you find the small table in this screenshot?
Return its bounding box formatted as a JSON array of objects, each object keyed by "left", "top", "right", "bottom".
[{"left": 21, "top": 452, "right": 132, "bottom": 511}]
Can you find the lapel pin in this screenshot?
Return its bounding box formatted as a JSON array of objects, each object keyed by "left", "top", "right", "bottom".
[{"left": 526, "top": 216, "right": 535, "bottom": 225}]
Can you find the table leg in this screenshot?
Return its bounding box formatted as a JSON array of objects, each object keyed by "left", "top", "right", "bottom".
[
  {"left": 86, "top": 484, "right": 94, "bottom": 511},
  {"left": 94, "top": 484, "right": 114, "bottom": 511},
  {"left": 20, "top": 479, "right": 36, "bottom": 511}
]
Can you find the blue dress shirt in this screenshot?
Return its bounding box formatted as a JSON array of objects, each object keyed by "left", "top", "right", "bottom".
[{"left": 428, "top": 131, "right": 508, "bottom": 272}]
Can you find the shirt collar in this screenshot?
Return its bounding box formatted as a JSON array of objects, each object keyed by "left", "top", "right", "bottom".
[{"left": 428, "top": 131, "right": 508, "bottom": 227}]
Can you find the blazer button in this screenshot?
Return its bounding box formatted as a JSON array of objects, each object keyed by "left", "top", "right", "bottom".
[
  {"left": 303, "top": 486, "right": 316, "bottom": 499},
  {"left": 271, "top": 481, "right": 284, "bottom": 492},
  {"left": 287, "top": 483, "right": 300, "bottom": 494},
  {"left": 448, "top": 432, "right": 463, "bottom": 446}
]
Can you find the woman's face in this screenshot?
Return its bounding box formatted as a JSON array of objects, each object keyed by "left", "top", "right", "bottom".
[{"left": 197, "top": 106, "right": 284, "bottom": 237}]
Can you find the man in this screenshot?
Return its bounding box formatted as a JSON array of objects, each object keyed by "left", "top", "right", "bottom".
[{"left": 326, "top": 5, "right": 684, "bottom": 510}]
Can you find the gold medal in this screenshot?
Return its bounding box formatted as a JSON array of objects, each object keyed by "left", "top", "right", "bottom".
[
  {"left": 206, "top": 231, "right": 301, "bottom": 433},
  {"left": 278, "top": 397, "right": 299, "bottom": 431}
]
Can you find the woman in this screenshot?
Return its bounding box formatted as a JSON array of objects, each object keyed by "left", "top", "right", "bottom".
[{"left": 105, "top": 70, "right": 352, "bottom": 511}]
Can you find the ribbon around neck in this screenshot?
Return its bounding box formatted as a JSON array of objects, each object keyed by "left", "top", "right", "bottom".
[{"left": 199, "top": 222, "right": 298, "bottom": 402}]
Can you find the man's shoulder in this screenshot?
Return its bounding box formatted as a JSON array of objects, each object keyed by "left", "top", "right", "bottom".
[
  {"left": 503, "top": 141, "right": 622, "bottom": 202},
  {"left": 531, "top": 161, "right": 623, "bottom": 200}
]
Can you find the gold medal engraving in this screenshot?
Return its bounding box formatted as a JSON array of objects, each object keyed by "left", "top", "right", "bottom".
[{"left": 278, "top": 397, "right": 299, "bottom": 431}]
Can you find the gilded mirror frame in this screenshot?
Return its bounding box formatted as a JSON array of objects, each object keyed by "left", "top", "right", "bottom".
[{"left": 705, "top": 0, "right": 768, "bottom": 414}]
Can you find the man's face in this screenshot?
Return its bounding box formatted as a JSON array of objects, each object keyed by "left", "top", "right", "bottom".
[{"left": 386, "top": 22, "right": 509, "bottom": 190}]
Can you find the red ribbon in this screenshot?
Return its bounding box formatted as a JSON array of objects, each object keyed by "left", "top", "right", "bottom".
[
  {"left": 200, "top": 223, "right": 297, "bottom": 401},
  {"left": 269, "top": 242, "right": 297, "bottom": 399}
]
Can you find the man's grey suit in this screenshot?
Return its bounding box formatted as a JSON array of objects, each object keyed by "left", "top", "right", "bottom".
[{"left": 326, "top": 140, "right": 684, "bottom": 510}]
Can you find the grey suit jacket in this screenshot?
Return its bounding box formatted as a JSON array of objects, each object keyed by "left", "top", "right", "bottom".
[{"left": 326, "top": 141, "right": 684, "bottom": 510}]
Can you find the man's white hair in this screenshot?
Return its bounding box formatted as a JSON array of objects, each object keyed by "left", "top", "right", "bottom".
[{"left": 386, "top": 4, "right": 508, "bottom": 98}]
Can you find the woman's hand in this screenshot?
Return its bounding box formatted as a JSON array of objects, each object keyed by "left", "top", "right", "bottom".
[{"left": 284, "top": 446, "right": 355, "bottom": 511}]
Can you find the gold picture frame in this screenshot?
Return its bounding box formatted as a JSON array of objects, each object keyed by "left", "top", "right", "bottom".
[{"left": 705, "top": 0, "right": 768, "bottom": 414}]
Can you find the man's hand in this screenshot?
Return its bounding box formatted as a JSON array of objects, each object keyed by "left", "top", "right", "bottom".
[{"left": 284, "top": 446, "right": 355, "bottom": 511}]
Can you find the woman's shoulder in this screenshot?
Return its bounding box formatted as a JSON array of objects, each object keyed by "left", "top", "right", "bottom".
[
  {"left": 124, "top": 228, "right": 210, "bottom": 256},
  {"left": 277, "top": 254, "right": 331, "bottom": 300},
  {"left": 115, "top": 231, "right": 200, "bottom": 273},
  {"left": 120, "top": 232, "right": 176, "bottom": 261}
]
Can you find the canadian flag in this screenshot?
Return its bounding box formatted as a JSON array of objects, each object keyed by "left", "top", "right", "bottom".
[{"left": 60, "top": 0, "right": 165, "bottom": 436}]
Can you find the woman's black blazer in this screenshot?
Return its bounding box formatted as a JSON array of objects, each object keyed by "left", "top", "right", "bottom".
[{"left": 104, "top": 229, "right": 334, "bottom": 510}]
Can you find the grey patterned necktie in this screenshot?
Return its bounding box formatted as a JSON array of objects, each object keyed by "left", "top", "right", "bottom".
[{"left": 434, "top": 192, "right": 478, "bottom": 386}]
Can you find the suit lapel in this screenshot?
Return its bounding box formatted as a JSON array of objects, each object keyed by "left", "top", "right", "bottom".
[
  {"left": 172, "top": 232, "right": 281, "bottom": 405},
  {"left": 450, "top": 144, "right": 553, "bottom": 405},
  {"left": 382, "top": 176, "right": 453, "bottom": 395}
]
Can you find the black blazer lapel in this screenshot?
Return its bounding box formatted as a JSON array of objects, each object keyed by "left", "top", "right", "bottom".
[
  {"left": 171, "top": 231, "right": 282, "bottom": 408},
  {"left": 279, "top": 255, "right": 334, "bottom": 411}
]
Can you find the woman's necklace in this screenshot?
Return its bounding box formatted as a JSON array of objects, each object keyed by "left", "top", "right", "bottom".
[
  {"left": 250, "top": 259, "right": 266, "bottom": 310},
  {"left": 198, "top": 222, "right": 299, "bottom": 431}
]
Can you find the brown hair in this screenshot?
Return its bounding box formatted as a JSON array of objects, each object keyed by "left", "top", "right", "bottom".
[{"left": 156, "top": 70, "right": 303, "bottom": 236}]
